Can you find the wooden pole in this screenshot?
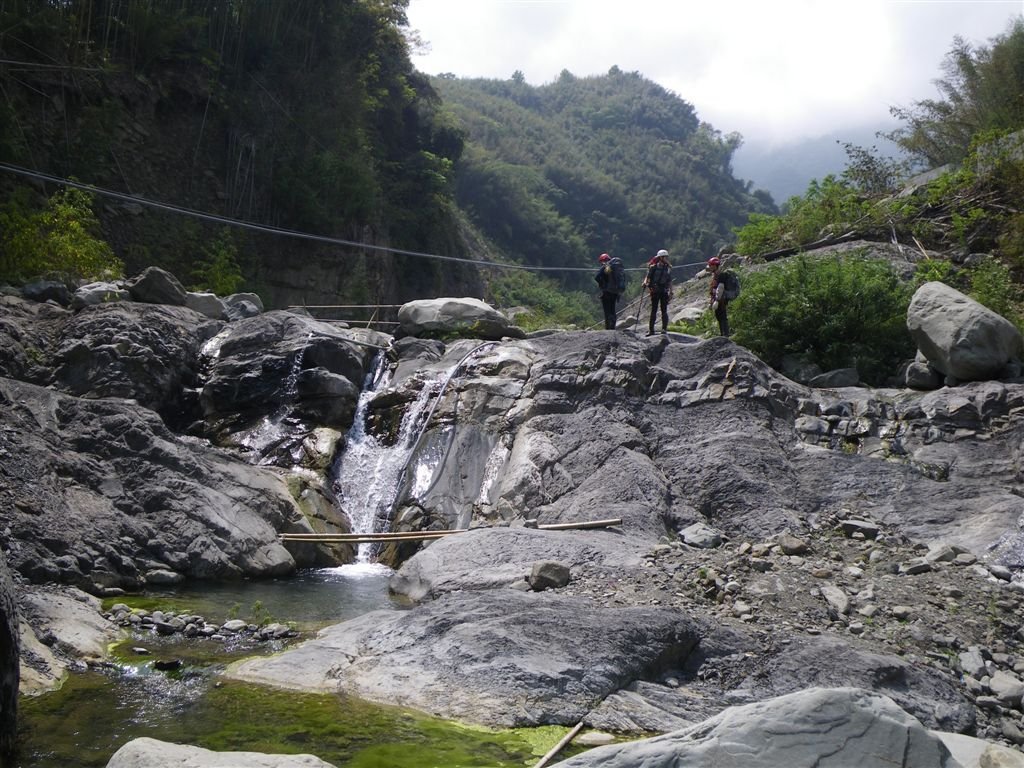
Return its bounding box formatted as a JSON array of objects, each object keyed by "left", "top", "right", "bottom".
[
  {"left": 533, "top": 721, "right": 585, "bottom": 768},
  {"left": 282, "top": 532, "right": 468, "bottom": 544},
  {"left": 279, "top": 519, "right": 622, "bottom": 544},
  {"left": 536, "top": 518, "right": 622, "bottom": 531}
]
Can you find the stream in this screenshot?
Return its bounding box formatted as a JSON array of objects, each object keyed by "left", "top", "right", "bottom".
[
  {"left": 15, "top": 345, "right": 585, "bottom": 767},
  {"left": 16, "top": 564, "right": 579, "bottom": 767}
]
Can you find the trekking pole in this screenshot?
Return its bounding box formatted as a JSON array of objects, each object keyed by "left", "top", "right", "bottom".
[{"left": 632, "top": 290, "right": 645, "bottom": 332}]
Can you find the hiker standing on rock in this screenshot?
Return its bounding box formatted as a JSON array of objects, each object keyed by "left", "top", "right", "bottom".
[
  {"left": 706, "top": 253, "right": 740, "bottom": 337},
  {"left": 643, "top": 249, "right": 672, "bottom": 335},
  {"left": 595, "top": 252, "right": 626, "bottom": 330}
]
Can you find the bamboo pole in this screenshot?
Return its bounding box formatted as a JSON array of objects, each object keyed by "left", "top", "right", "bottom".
[
  {"left": 280, "top": 530, "right": 466, "bottom": 542},
  {"left": 535, "top": 518, "right": 622, "bottom": 531},
  {"left": 533, "top": 721, "right": 585, "bottom": 768},
  {"left": 279, "top": 519, "right": 623, "bottom": 544}
]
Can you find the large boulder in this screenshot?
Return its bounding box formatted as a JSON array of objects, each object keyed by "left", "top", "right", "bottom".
[
  {"left": 0, "top": 551, "right": 18, "bottom": 764},
  {"left": 0, "top": 377, "right": 314, "bottom": 592},
  {"left": 106, "top": 737, "right": 337, "bottom": 768},
  {"left": 51, "top": 302, "right": 208, "bottom": 412},
  {"left": 127, "top": 266, "right": 188, "bottom": 306},
  {"left": 907, "top": 281, "right": 1024, "bottom": 382},
  {"left": 200, "top": 312, "right": 371, "bottom": 460},
  {"left": 553, "top": 687, "right": 958, "bottom": 768},
  {"left": 398, "top": 297, "right": 520, "bottom": 340}
]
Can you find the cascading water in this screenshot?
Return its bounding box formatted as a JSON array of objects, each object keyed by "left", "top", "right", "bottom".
[{"left": 333, "top": 342, "right": 497, "bottom": 562}]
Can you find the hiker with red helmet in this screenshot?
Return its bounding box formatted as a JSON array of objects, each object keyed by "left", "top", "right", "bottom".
[
  {"left": 594, "top": 252, "right": 626, "bottom": 329},
  {"left": 706, "top": 251, "right": 740, "bottom": 337},
  {"left": 642, "top": 249, "right": 672, "bottom": 335}
]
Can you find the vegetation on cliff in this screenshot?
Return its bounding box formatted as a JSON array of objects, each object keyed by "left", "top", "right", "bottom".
[{"left": 0, "top": 0, "right": 469, "bottom": 303}]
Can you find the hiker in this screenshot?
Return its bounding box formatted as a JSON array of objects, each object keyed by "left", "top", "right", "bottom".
[
  {"left": 706, "top": 255, "right": 739, "bottom": 337},
  {"left": 643, "top": 249, "right": 672, "bottom": 335},
  {"left": 594, "top": 252, "right": 625, "bottom": 329}
]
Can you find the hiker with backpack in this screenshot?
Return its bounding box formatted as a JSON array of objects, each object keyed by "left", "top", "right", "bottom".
[
  {"left": 706, "top": 254, "right": 740, "bottom": 337},
  {"left": 595, "top": 252, "right": 626, "bottom": 329},
  {"left": 643, "top": 249, "right": 672, "bottom": 335}
]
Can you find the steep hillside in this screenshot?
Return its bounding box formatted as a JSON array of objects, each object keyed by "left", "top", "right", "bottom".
[
  {"left": 0, "top": 0, "right": 480, "bottom": 310},
  {"left": 432, "top": 69, "right": 776, "bottom": 281}
]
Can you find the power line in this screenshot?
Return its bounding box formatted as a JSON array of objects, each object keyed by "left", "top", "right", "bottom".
[
  {"left": 0, "top": 162, "right": 607, "bottom": 272},
  {"left": 0, "top": 161, "right": 711, "bottom": 273}
]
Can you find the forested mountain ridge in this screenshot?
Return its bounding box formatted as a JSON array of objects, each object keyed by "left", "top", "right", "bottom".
[
  {"left": 0, "top": 2, "right": 774, "bottom": 322},
  {"left": 0, "top": 0, "right": 480, "bottom": 310},
  {"left": 433, "top": 69, "right": 776, "bottom": 279}
]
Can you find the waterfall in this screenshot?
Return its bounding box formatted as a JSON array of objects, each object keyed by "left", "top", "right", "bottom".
[{"left": 332, "top": 342, "right": 497, "bottom": 562}]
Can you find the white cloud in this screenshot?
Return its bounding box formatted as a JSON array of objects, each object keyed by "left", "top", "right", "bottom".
[{"left": 406, "top": 0, "right": 1023, "bottom": 146}]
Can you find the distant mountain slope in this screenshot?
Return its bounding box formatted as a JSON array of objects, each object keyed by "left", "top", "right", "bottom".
[
  {"left": 432, "top": 69, "right": 776, "bottom": 280},
  {"left": 733, "top": 126, "right": 901, "bottom": 204}
]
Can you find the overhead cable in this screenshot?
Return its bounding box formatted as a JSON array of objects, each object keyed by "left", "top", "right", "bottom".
[{"left": 0, "top": 161, "right": 711, "bottom": 272}]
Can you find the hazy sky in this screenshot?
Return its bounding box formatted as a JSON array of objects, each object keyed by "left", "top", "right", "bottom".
[{"left": 406, "top": 0, "right": 1023, "bottom": 148}]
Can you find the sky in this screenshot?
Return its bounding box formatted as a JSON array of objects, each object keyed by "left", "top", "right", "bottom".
[{"left": 405, "top": 0, "right": 1024, "bottom": 149}]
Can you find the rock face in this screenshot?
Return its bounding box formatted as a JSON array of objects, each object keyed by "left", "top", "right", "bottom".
[
  {"left": 51, "top": 301, "right": 207, "bottom": 414},
  {"left": 907, "top": 281, "right": 1024, "bottom": 382},
  {"left": 397, "top": 297, "right": 520, "bottom": 340},
  {"left": 0, "top": 377, "right": 305, "bottom": 591},
  {"left": 0, "top": 551, "right": 18, "bottom": 765},
  {"left": 8, "top": 270, "right": 1024, "bottom": 756},
  {"left": 229, "top": 589, "right": 702, "bottom": 728},
  {"left": 553, "top": 687, "right": 958, "bottom": 768}
]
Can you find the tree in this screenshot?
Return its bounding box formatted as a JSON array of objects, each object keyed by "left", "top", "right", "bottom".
[
  {"left": 886, "top": 19, "right": 1024, "bottom": 166},
  {"left": 0, "top": 186, "right": 122, "bottom": 285}
]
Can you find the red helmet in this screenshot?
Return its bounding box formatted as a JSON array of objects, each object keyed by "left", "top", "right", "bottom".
[
  {"left": 598, "top": 253, "right": 611, "bottom": 263},
  {"left": 707, "top": 257, "right": 721, "bottom": 267}
]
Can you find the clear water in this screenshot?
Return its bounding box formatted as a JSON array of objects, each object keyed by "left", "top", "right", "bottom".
[
  {"left": 122, "top": 563, "right": 399, "bottom": 629},
  {"left": 15, "top": 566, "right": 589, "bottom": 767}
]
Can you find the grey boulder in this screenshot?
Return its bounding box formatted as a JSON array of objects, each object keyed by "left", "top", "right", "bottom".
[
  {"left": 908, "top": 281, "right": 1024, "bottom": 382},
  {"left": 552, "top": 687, "right": 958, "bottom": 768},
  {"left": 398, "top": 297, "right": 520, "bottom": 340},
  {"left": 106, "top": 737, "right": 336, "bottom": 767},
  {"left": 127, "top": 266, "right": 188, "bottom": 306}
]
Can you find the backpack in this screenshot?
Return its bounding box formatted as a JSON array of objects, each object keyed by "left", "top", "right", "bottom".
[
  {"left": 610, "top": 258, "right": 626, "bottom": 294},
  {"left": 722, "top": 270, "right": 740, "bottom": 300}
]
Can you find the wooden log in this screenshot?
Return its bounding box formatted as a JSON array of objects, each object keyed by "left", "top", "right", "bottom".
[
  {"left": 279, "top": 518, "right": 622, "bottom": 544},
  {"left": 533, "top": 721, "right": 585, "bottom": 768},
  {"left": 282, "top": 532, "right": 468, "bottom": 544},
  {"left": 536, "top": 518, "right": 622, "bottom": 531}
]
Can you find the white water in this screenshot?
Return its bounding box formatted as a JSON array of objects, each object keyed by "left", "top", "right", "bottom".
[
  {"left": 332, "top": 354, "right": 443, "bottom": 561},
  {"left": 333, "top": 343, "right": 498, "bottom": 561}
]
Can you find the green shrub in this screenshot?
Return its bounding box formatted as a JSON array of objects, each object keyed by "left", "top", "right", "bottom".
[
  {"left": 731, "top": 253, "right": 915, "bottom": 385},
  {"left": 488, "top": 270, "right": 598, "bottom": 330},
  {"left": 0, "top": 186, "right": 122, "bottom": 285},
  {"left": 191, "top": 228, "right": 244, "bottom": 296},
  {"left": 734, "top": 176, "right": 871, "bottom": 256},
  {"left": 968, "top": 257, "right": 1023, "bottom": 327}
]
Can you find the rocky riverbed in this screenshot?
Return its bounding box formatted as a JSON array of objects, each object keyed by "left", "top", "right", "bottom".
[{"left": 5, "top": 260, "right": 1024, "bottom": 767}]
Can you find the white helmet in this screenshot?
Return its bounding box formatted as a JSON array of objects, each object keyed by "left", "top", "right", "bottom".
[{"left": 656, "top": 249, "right": 669, "bottom": 258}]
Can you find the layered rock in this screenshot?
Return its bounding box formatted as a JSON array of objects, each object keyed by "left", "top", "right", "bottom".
[{"left": 0, "top": 378, "right": 309, "bottom": 592}]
